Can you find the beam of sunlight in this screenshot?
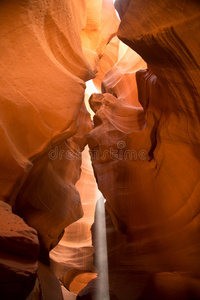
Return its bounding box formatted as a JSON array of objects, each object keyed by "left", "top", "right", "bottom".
[{"left": 95, "top": 195, "right": 110, "bottom": 300}]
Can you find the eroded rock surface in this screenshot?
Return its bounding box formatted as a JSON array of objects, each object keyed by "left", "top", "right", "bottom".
[
  {"left": 0, "top": 0, "right": 118, "bottom": 296},
  {"left": 50, "top": 148, "right": 100, "bottom": 294},
  {"left": 0, "top": 0, "right": 94, "bottom": 203},
  {"left": 1, "top": 0, "right": 200, "bottom": 299},
  {"left": 86, "top": 0, "right": 200, "bottom": 299},
  {"left": 0, "top": 201, "right": 39, "bottom": 300}
]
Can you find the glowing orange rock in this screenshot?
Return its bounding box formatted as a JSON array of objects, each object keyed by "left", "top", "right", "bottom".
[
  {"left": 0, "top": 0, "right": 94, "bottom": 203},
  {"left": 102, "top": 44, "right": 147, "bottom": 107},
  {"left": 85, "top": 0, "right": 200, "bottom": 298}
]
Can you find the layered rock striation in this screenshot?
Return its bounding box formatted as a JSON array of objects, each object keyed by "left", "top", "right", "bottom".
[
  {"left": 1, "top": 0, "right": 200, "bottom": 299},
  {"left": 0, "top": 0, "right": 119, "bottom": 298},
  {"left": 84, "top": 0, "right": 200, "bottom": 299}
]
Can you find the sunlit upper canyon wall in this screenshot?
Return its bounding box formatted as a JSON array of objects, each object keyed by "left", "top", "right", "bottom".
[{"left": 0, "top": 0, "right": 200, "bottom": 299}]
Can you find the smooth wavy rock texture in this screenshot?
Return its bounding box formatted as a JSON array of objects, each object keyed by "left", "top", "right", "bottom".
[
  {"left": 0, "top": 0, "right": 93, "bottom": 203},
  {"left": 0, "top": 0, "right": 121, "bottom": 298},
  {"left": 50, "top": 148, "right": 100, "bottom": 294},
  {"left": 0, "top": 0, "right": 117, "bottom": 297},
  {"left": 85, "top": 0, "right": 200, "bottom": 299},
  {"left": 1, "top": 0, "right": 200, "bottom": 299},
  {"left": 0, "top": 201, "right": 39, "bottom": 300},
  {"left": 0, "top": 0, "right": 94, "bottom": 262},
  {"left": 102, "top": 44, "right": 147, "bottom": 107},
  {"left": 0, "top": 0, "right": 118, "bottom": 258}
]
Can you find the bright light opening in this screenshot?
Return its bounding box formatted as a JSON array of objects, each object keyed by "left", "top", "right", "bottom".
[
  {"left": 86, "top": 79, "right": 99, "bottom": 94},
  {"left": 85, "top": 80, "right": 100, "bottom": 117}
]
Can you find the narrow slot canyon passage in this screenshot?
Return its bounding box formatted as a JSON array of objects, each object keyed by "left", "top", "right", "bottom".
[
  {"left": 48, "top": 36, "right": 147, "bottom": 298},
  {"left": 0, "top": 0, "right": 200, "bottom": 300}
]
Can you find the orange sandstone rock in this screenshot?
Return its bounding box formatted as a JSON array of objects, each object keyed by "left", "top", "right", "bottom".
[
  {"left": 85, "top": 0, "right": 200, "bottom": 299},
  {"left": 0, "top": 201, "right": 39, "bottom": 300}
]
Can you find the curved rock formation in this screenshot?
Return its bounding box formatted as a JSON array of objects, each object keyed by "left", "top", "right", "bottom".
[
  {"left": 83, "top": 0, "right": 200, "bottom": 299},
  {"left": 0, "top": 0, "right": 94, "bottom": 203},
  {"left": 14, "top": 102, "right": 92, "bottom": 260},
  {"left": 102, "top": 44, "right": 147, "bottom": 107},
  {"left": 1, "top": 0, "right": 200, "bottom": 299},
  {"left": 0, "top": 0, "right": 119, "bottom": 298},
  {"left": 50, "top": 148, "right": 100, "bottom": 293},
  {"left": 0, "top": 201, "right": 39, "bottom": 300},
  {"left": 1, "top": 0, "right": 95, "bottom": 264},
  {"left": 0, "top": 0, "right": 117, "bottom": 253}
]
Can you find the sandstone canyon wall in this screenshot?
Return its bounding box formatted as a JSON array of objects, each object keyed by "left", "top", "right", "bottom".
[
  {"left": 0, "top": 0, "right": 119, "bottom": 298},
  {"left": 80, "top": 1, "right": 200, "bottom": 299},
  {"left": 0, "top": 0, "right": 200, "bottom": 300}
]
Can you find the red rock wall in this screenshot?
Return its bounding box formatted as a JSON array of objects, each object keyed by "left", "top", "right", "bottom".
[
  {"left": 1, "top": 0, "right": 200, "bottom": 299},
  {"left": 0, "top": 0, "right": 119, "bottom": 298},
  {"left": 83, "top": 1, "right": 200, "bottom": 299}
]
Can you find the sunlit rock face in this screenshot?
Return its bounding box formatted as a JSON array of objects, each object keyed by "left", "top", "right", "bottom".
[
  {"left": 14, "top": 102, "right": 93, "bottom": 262},
  {"left": 81, "top": 0, "right": 120, "bottom": 65},
  {"left": 86, "top": 0, "right": 200, "bottom": 299},
  {"left": 0, "top": 0, "right": 119, "bottom": 298},
  {"left": 1, "top": 0, "right": 200, "bottom": 299},
  {"left": 0, "top": 0, "right": 94, "bottom": 203},
  {"left": 0, "top": 0, "right": 116, "bottom": 252},
  {"left": 0, "top": 201, "right": 39, "bottom": 300},
  {"left": 50, "top": 148, "right": 100, "bottom": 293},
  {"left": 102, "top": 44, "right": 147, "bottom": 107},
  {"left": 0, "top": 0, "right": 94, "bottom": 263}
]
